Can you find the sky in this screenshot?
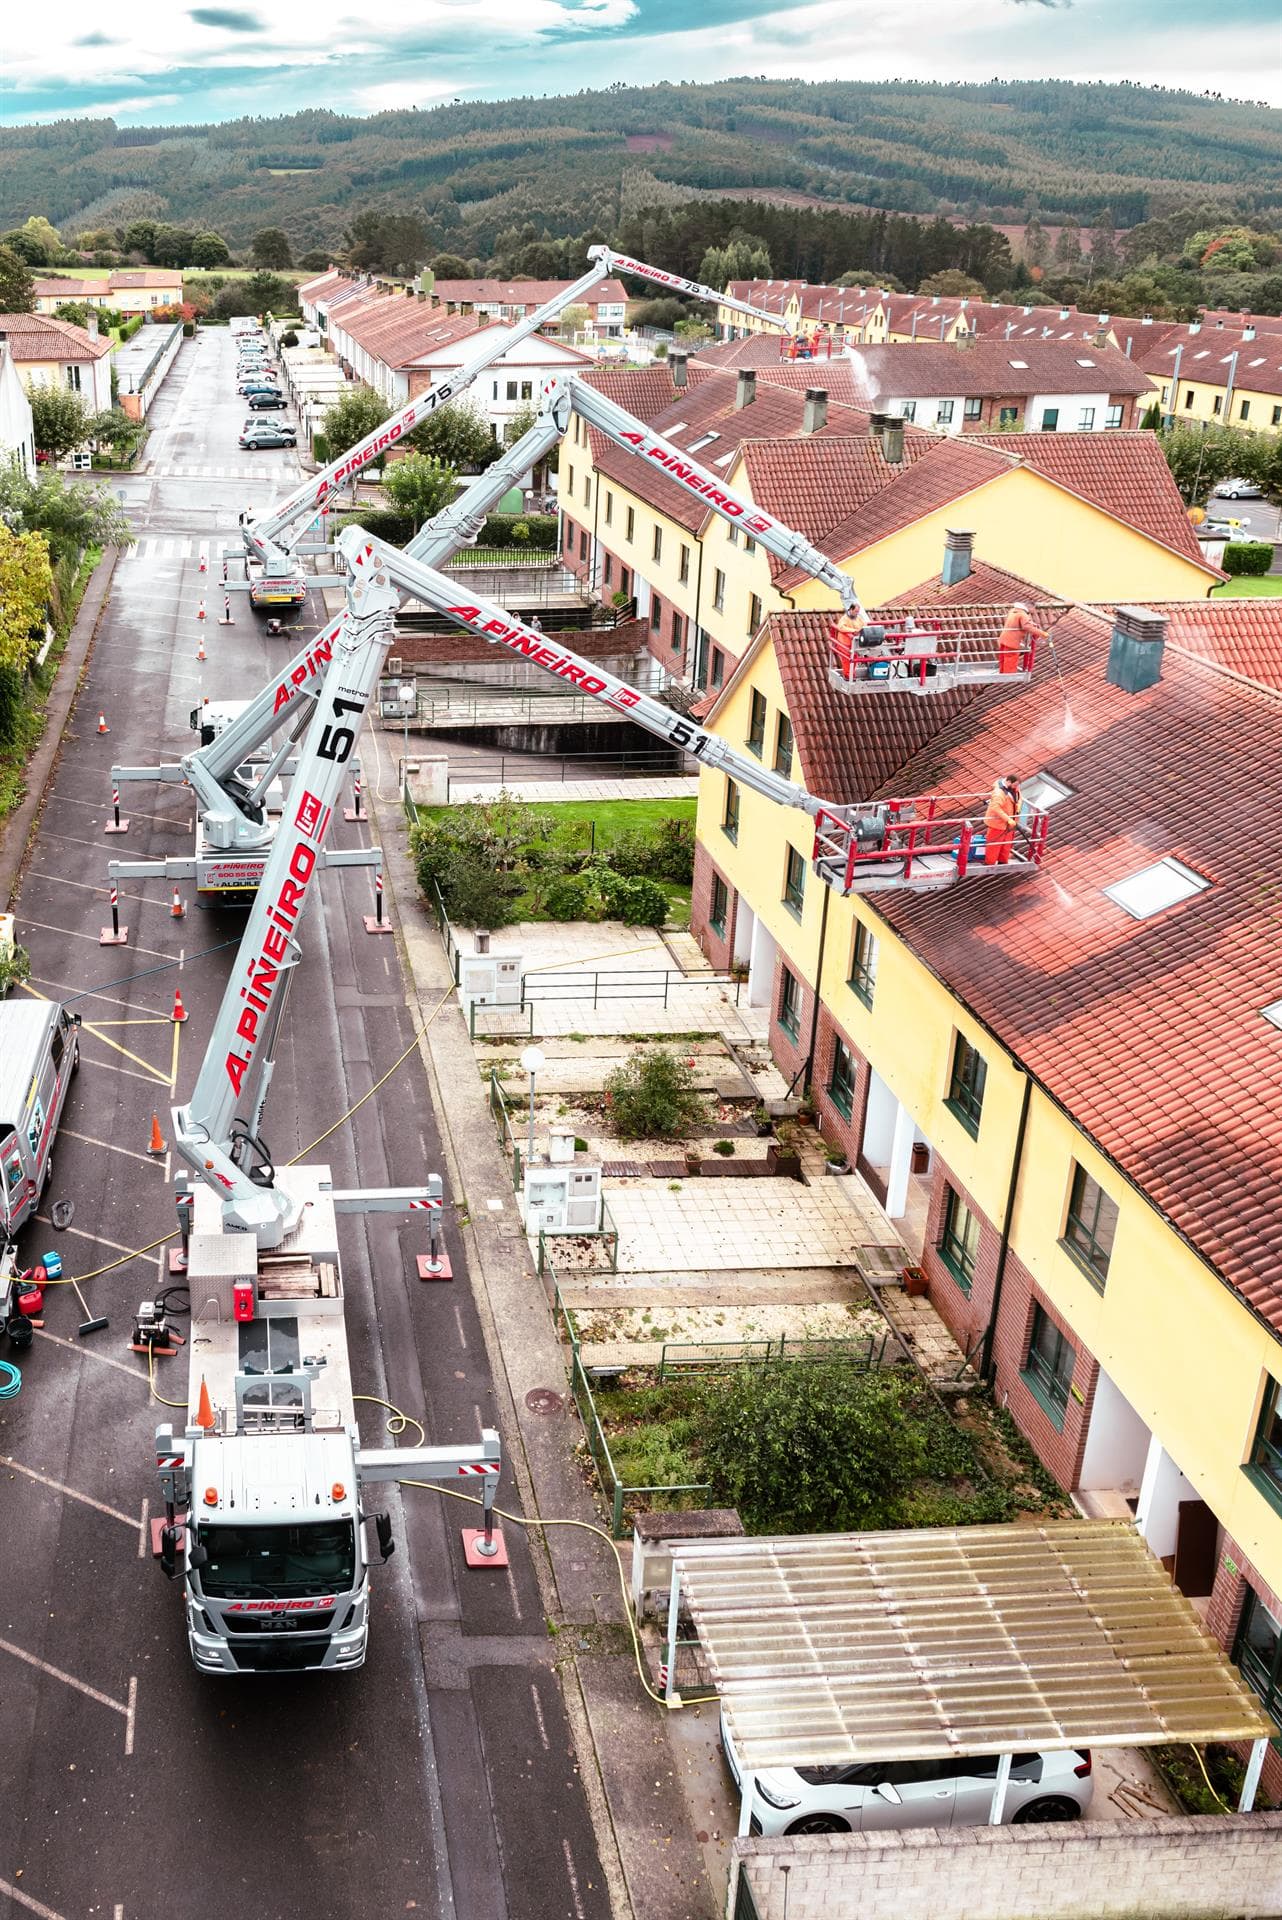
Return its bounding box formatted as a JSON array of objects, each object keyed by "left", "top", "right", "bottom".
[{"left": 1, "top": 0, "right": 1279, "bottom": 126}]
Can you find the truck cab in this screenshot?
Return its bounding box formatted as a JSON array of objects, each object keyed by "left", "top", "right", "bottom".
[{"left": 0, "top": 999, "right": 80, "bottom": 1239}]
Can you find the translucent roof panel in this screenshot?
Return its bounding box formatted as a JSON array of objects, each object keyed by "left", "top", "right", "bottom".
[{"left": 670, "top": 1521, "right": 1271, "bottom": 1773}]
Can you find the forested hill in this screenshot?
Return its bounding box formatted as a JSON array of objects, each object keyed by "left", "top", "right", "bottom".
[{"left": 1, "top": 78, "right": 1278, "bottom": 257}]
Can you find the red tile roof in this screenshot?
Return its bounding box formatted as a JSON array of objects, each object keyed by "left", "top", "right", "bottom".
[
  {"left": 109, "top": 270, "right": 182, "bottom": 288},
  {"left": 737, "top": 434, "right": 935, "bottom": 571},
  {"left": 964, "top": 431, "right": 1211, "bottom": 569},
  {"left": 1106, "top": 598, "right": 1282, "bottom": 692},
  {"left": 0, "top": 312, "right": 112, "bottom": 361},
  {"left": 852, "top": 339, "right": 1153, "bottom": 400},
  {"left": 428, "top": 278, "right": 627, "bottom": 311},
  {"left": 885, "top": 559, "right": 1057, "bottom": 608},
  {"left": 33, "top": 277, "right": 99, "bottom": 300},
  {"left": 1133, "top": 328, "right": 1282, "bottom": 401},
  {"left": 742, "top": 600, "right": 1282, "bottom": 1324}
]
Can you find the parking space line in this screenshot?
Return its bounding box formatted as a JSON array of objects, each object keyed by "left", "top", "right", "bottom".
[
  {"left": 26, "top": 870, "right": 177, "bottom": 914},
  {"left": 61, "top": 1129, "right": 163, "bottom": 1166},
  {"left": 45, "top": 792, "right": 185, "bottom": 831},
  {"left": 35, "top": 1216, "right": 149, "bottom": 1256},
  {"left": 19, "top": 919, "right": 170, "bottom": 960},
  {"left": 138, "top": 1498, "right": 150, "bottom": 1558},
  {"left": 0, "top": 1875, "right": 66, "bottom": 1919},
  {"left": 0, "top": 1635, "right": 135, "bottom": 1748},
  {"left": 32, "top": 1329, "right": 142, "bottom": 1379},
  {"left": 0, "top": 1455, "right": 141, "bottom": 1530}
]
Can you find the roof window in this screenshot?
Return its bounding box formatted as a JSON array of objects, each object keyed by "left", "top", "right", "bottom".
[
  {"left": 1008, "top": 359, "right": 1028, "bottom": 369},
  {"left": 665, "top": 421, "right": 689, "bottom": 435},
  {"left": 688, "top": 432, "right": 720, "bottom": 452},
  {"left": 1075, "top": 358, "right": 1096, "bottom": 368},
  {"left": 714, "top": 452, "right": 735, "bottom": 468},
  {"left": 1104, "top": 857, "right": 1210, "bottom": 920},
  {"left": 1022, "top": 771, "right": 1073, "bottom": 810},
  {"left": 1262, "top": 1001, "right": 1282, "bottom": 1031}
]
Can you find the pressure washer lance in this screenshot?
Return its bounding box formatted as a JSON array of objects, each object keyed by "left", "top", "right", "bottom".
[{"left": 43, "top": 1248, "right": 108, "bottom": 1337}]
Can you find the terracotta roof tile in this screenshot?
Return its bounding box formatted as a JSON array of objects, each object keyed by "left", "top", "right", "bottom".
[
  {"left": 851, "top": 338, "right": 1153, "bottom": 400},
  {"left": 886, "top": 559, "right": 1057, "bottom": 608},
  {"left": 738, "top": 434, "right": 934, "bottom": 570},
  {"left": 744, "top": 601, "right": 1282, "bottom": 1325},
  {"left": 0, "top": 312, "right": 112, "bottom": 360},
  {"left": 429, "top": 278, "right": 627, "bottom": 310}
]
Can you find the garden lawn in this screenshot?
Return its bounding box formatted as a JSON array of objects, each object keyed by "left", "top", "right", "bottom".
[{"left": 1212, "top": 576, "right": 1282, "bottom": 595}]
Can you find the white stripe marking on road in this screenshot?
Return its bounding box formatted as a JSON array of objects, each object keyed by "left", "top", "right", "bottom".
[
  {"left": 0, "top": 1874, "right": 66, "bottom": 1919},
  {"left": 0, "top": 1455, "right": 140, "bottom": 1530},
  {"left": 32, "top": 1328, "right": 142, "bottom": 1379},
  {"left": 0, "top": 1635, "right": 131, "bottom": 1726}
]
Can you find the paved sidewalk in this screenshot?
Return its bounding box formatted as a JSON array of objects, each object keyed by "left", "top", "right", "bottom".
[
  {"left": 0, "top": 546, "right": 118, "bottom": 909},
  {"left": 371, "top": 784, "right": 716, "bottom": 1920},
  {"left": 449, "top": 776, "right": 700, "bottom": 804}
]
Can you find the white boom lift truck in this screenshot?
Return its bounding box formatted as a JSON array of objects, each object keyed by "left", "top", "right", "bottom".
[{"left": 153, "top": 542, "right": 503, "bottom": 1676}]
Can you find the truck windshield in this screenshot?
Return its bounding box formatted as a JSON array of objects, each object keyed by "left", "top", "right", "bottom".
[{"left": 196, "top": 1521, "right": 356, "bottom": 1597}]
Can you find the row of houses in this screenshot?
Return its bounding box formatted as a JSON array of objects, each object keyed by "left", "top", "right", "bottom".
[
  {"left": 32, "top": 270, "right": 185, "bottom": 316},
  {"left": 556, "top": 361, "right": 1219, "bottom": 689}
]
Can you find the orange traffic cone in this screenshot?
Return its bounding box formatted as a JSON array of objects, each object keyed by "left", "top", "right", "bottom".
[
  {"left": 196, "top": 600, "right": 206, "bottom": 622},
  {"left": 195, "top": 1376, "right": 215, "bottom": 1430},
  {"left": 170, "top": 887, "right": 186, "bottom": 920},
  {"left": 172, "top": 988, "right": 187, "bottom": 1023},
  {"left": 199, "top": 549, "right": 207, "bottom": 573},
  {"left": 148, "top": 1112, "right": 166, "bottom": 1156},
  {"left": 97, "top": 712, "right": 109, "bottom": 734},
  {"left": 196, "top": 634, "right": 206, "bottom": 663}
]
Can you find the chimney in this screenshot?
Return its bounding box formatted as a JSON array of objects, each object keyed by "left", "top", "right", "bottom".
[
  {"left": 881, "top": 415, "right": 905, "bottom": 465},
  {"left": 941, "top": 528, "right": 974, "bottom": 587},
  {"left": 417, "top": 289, "right": 426, "bottom": 303},
  {"left": 736, "top": 369, "right": 757, "bottom": 409},
  {"left": 670, "top": 351, "right": 688, "bottom": 389},
  {"left": 87, "top": 310, "right": 99, "bottom": 341},
  {"left": 802, "top": 387, "right": 828, "bottom": 434},
  {"left": 868, "top": 408, "right": 891, "bottom": 444},
  {"left": 1106, "top": 606, "right": 1167, "bottom": 695}
]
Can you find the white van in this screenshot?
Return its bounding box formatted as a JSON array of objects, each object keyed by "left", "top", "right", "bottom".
[{"left": 0, "top": 1001, "right": 81, "bottom": 1237}]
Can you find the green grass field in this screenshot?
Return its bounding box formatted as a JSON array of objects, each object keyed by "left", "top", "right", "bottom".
[{"left": 1212, "top": 576, "right": 1282, "bottom": 596}]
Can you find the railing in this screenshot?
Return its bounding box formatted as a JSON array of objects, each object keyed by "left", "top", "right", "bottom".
[
  {"left": 523, "top": 967, "right": 744, "bottom": 1009},
  {"left": 658, "top": 1331, "right": 892, "bottom": 1378},
  {"left": 409, "top": 688, "right": 634, "bottom": 729},
  {"left": 552, "top": 1275, "right": 711, "bottom": 1536},
  {"left": 828, "top": 619, "right": 1036, "bottom": 688},
  {"left": 812, "top": 793, "right": 1049, "bottom": 893},
  {"left": 445, "top": 745, "right": 690, "bottom": 796},
  {"left": 489, "top": 1068, "right": 524, "bottom": 1192},
  {"left": 447, "top": 547, "right": 559, "bottom": 569}
]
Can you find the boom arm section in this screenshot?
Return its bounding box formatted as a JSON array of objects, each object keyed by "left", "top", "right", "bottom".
[{"left": 590, "top": 247, "right": 804, "bottom": 335}]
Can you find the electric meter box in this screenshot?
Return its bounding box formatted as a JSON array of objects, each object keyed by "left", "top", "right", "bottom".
[
  {"left": 458, "top": 953, "right": 523, "bottom": 1009},
  {"left": 523, "top": 1165, "right": 602, "bottom": 1234}
]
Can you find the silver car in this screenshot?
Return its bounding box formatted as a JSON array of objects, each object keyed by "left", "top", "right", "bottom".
[{"left": 721, "top": 1709, "right": 1093, "bottom": 1834}]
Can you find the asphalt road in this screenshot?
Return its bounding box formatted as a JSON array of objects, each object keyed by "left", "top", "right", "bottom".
[{"left": 0, "top": 332, "right": 610, "bottom": 1920}]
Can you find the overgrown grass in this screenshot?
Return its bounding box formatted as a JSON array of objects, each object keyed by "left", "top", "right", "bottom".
[
  {"left": 1212, "top": 575, "right": 1282, "bottom": 596},
  {"left": 0, "top": 543, "right": 101, "bottom": 827}
]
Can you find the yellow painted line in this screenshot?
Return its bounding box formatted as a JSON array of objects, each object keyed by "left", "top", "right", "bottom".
[
  {"left": 169, "top": 1019, "right": 182, "bottom": 1091},
  {"left": 526, "top": 942, "right": 659, "bottom": 973},
  {"left": 19, "top": 982, "right": 171, "bottom": 1083},
  {"left": 83, "top": 1018, "right": 171, "bottom": 1028}
]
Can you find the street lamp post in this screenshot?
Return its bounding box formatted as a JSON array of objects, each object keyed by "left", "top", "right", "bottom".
[{"left": 519, "top": 1044, "right": 545, "bottom": 1168}]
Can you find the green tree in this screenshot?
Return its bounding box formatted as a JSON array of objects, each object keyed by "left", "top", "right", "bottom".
[
  {"left": 1090, "top": 208, "right": 1119, "bottom": 279},
  {"left": 297, "top": 249, "right": 332, "bottom": 273},
  {"left": 698, "top": 236, "right": 771, "bottom": 288},
  {"left": 0, "top": 523, "right": 54, "bottom": 672},
  {"left": 122, "top": 219, "right": 158, "bottom": 259},
  {"left": 189, "top": 232, "right": 231, "bottom": 269},
  {"left": 405, "top": 399, "right": 499, "bottom": 470},
  {"left": 27, "top": 386, "right": 93, "bottom": 461},
  {"left": 251, "top": 227, "right": 293, "bottom": 270},
  {"left": 409, "top": 796, "right": 554, "bottom": 927},
  {"left": 1021, "top": 217, "right": 1048, "bottom": 269},
  {"left": 0, "top": 246, "right": 35, "bottom": 313},
  {"left": 429, "top": 253, "right": 472, "bottom": 279},
  {"left": 1053, "top": 220, "right": 1083, "bottom": 269},
  {"left": 345, "top": 209, "right": 428, "bottom": 275},
  {"left": 604, "top": 1046, "right": 705, "bottom": 1140},
  {"left": 503, "top": 402, "right": 539, "bottom": 448},
  {"left": 243, "top": 270, "right": 299, "bottom": 317},
  {"left": 320, "top": 385, "right": 391, "bottom": 459},
  {"left": 53, "top": 301, "right": 91, "bottom": 329},
  {"left": 151, "top": 225, "right": 196, "bottom": 269},
  {"left": 1154, "top": 424, "right": 1245, "bottom": 506},
  {"left": 0, "top": 217, "right": 61, "bottom": 267},
  {"left": 700, "top": 1361, "right": 927, "bottom": 1533},
  {"left": 559, "top": 303, "right": 590, "bottom": 337},
  {"left": 382, "top": 453, "right": 457, "bottom": 533},
  {"left": 916, "top": 270, "right": 986, "bottom": 297},
  {"left": 0, "top": 464, "right": 132, "bottom": 559}
]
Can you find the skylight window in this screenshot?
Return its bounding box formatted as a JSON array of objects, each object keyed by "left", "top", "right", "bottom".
[
  {"left": 688, "top": 432, "right": 719, "bottom": 452},
  {"left": 665, "top": 420, "right": 689, "bottom": 435},
  {"left": 714, "top": 452, "right": 735, "bottom": 468},
  {"left": 1008, "top": 359, "right": 1028, "bottom": 369},
  {"left": 1022, "top": 771, "right": 1073, "bottom": 810},
  {"left": 1104, "top": 857, "right": 1210, "bottom": 920},
  {"left": 1262, "top": 1001, "right": 1282, "bottom": 1031},
  {"left": 1076, "top": 358, "right": 1096, "bottom": 368}
]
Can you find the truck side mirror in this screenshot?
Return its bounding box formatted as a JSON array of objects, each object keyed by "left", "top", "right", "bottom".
[
  {"left": 188, "top": 1542, "right": 209, "bottom": 1570},
  {"left": 375, "top": 1513, "right": 395, "bottom": 1563},
  {"left": 160, "top": 1525, "right": 179, "bottom": 1581}
]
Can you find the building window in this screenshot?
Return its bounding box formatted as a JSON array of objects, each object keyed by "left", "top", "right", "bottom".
[
  {"left": 66, "top": 365, "right": 82, "bottom": 392},
  {"left": 900, "top": 400, "right": 917, "bottom": 422},
  {"left": 650, "top": 593, "right": 662, "bottom": 632},
  {"left": 713, "top": 568, "right": 726, "bottom": 612},
  {"left": 670, "top": 609, "right": 683, "bottom": 651},
  {"left": 1212, "top": 394, "right": 1223, "bottom": 415},
  {"left": 939, "top": 1187, "right": 980, "bottom": 1295},
  {"left": 1246, "top": 1377, "right": 1282, "bottom": 1514},
  {"left": 828, "top": 1036, "right": 856, "bottom": 1120},
  {"left": 774, "top": 714, "right": 794, "bottom": 779},
  {"left": 605, "top": 490, "right": 613, "bottom": 526},
  {"left": 603, "top": 554, "right": 613, "bottom": 585},
  {"left": 1022, "top": 1304, "right": 1075, "bottom": 1429},
  {"left": 1061, "top": 1164, "right": 1118, "bottom": 1290},
  {"left": 1077, "top": 406, "right": 1096, "bottom": 430},
  {"left": 506, "top": 379, "right": 518, "bottom": 400},
  {"left": 998, "top": 405, "right": 1019, "bottom": 427},
  {"left": 520, "top": 380, "right": 533, "bottom": 401},
  {"left": 848, "top": 921, "right": 878, "bottom": 1006},
  {"left": 653, "top": 526, "right": 663, "bottom": 562},
  {"left": 748, "top": 593, "right": 762, "bottom": 634},
  {"left": 1235, "top": 1589, "right": 1282, "bottom": 1728},
  {"left": 1040, "top": 407, "right": 1059, "bottom": 431},
  {"left": 679, "top": 544, "right": 690, "bottom": 584},
  {"left": 964, "top": 397, "right": 982, "bottom": 420},
  {"left": 710, "top": 647, "right": 725, "bottom": 689},
  {"left": 778, "top": 966, "right": 802, "bottom": 1041},
  {"left": 727, "top": 524, "right": 739, "bottom": 547},
  {"left": 936, "top": 399, "right": 955, "bottom": 425},
  {"left": 722, "top": 778, "right": 740, "bottom": 844},
  {"left": 946, "top": 1032, "right": 987, "bottom": 1136},
  {"left": 1185, "top": 388, "right": 1195, "bottom": 409},
  {"left": 584, "top": 478, "right": 592, "bottom": 508},
  {"left": 1273, "top": 406, "right": 1282, "bottom": 427},
  {"left": 783, "top": 844, "right": 806, "bottom": 918},
  {"left": 744, "top": 536, "right": 756, "bottom": 556},
  {"left": 578, "top": 531, "right": 588, "bottom": 563},
  {"left": 747, "top": 689, "right": 767, "bottom": 757},
  {"left": 1105, "top": 404, "right": 1124, "bottom": 428},
  {"left": 710, "top": 873, "right": 729, "bottom": 939},
  {"left": 626, "top": 506, "right": 635, "bottom": 542},
  {"left": 1240, "top": 400, "right": 1251, "bottom": 421}
]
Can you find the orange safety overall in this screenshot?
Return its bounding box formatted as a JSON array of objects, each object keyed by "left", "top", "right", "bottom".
[
  {"left": 997, "top": 606, "right": 1042, "bottom": 675},
  {"left": 983, "top": 780, "right": 1021, "bottom": 865}
]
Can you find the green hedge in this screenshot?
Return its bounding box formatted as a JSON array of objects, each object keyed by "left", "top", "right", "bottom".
[
  {"left": 476, "top": 513, "right": 557, "bottom": 550},
  {"left": 119, "top": 314, "right": 144, "bottom": 342},
  {"left": 1222, "top": 541, "right": 1274, "bottom": 576},
  {"left": 333, "top": 506, "right": 415, "bottom": 544}
]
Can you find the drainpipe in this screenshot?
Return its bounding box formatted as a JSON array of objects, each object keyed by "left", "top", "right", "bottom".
[
  {"left": 1221, "top": 350, "right": 1238, "bottom": 427},
  {"left": 1164, "top": 344, "right": 1183, "bottom": 432},
  {"left": 802, "top": 880, "right": 832, "bottom": 1095},
  {"left": 979, "top": 1073, "right": 1032, "bottom": 1384}
]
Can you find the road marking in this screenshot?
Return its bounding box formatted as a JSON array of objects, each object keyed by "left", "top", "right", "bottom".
[
  {"left": 0, "top": 1875, "right": 66, "bottom": 1919},
  {"left": 35, "top": 1216, "right": 146, "bottom": 1256},
  {"left": 19, "top": 918, "right": 170, "bottom": 960},
  {"left": 32, "top": 1329, "right": 142, "bottom": 1379},
  {"left": 78, "top": 1018, "right": 172, "bottom": 1028},
  {"left": 561, "top": 1838, "right": 588, "bottom": 1920},
  {"left": 20, "top": 983, "right": 173, "bottom": 1081},
  {"left": 44, "top": 793, "right": 179, "bottom": 830},
  {"left": 0, "top": 1635, "right": 134, "bottom": 1746},
  {"left": 26, "top": 870, "right": 173, "bottom": 914},
  {"left": 61, "top": 1129, "right": 163, "bottom": 1166},
  {"left": 0, "top": 1455, "right": 140, "bottom": 1530},
  {"left": 452, "top": 1302, "right": 468, "bottom": 1351},
  {"left": 169, "top": 1019, "right": 182, "bottom": 1091},
  {"left": 138, "top": 1497, "right": 150, "bottom": 1559},
  {"left": 530, "top": 1680, "right": 550, "bottom": 1750}
]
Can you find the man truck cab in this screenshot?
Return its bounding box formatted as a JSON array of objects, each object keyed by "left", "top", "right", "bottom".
[{"left": 0, "top": 1000, "right": 80, "bottom": 1238}]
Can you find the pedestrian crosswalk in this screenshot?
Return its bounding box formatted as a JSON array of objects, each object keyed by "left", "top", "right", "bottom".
[
  {"left": 119, "top": 536, "right": 240, "bottom": 566},
  {"left": 146, "top": 461, "right": 296, "bottom": 481}
]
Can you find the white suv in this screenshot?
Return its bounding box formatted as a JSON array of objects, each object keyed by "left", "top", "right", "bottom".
[{"left": 721, "top": 1710, "right": 1092, "bottom": 1834}]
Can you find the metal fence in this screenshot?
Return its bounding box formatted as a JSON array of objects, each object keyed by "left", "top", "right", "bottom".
[
  {"left": 659, "top": 1331, "right": 893, "bottom": 1379},
  {"left": 537, "top": 1194, "right": 620, "bottom": 1275},
  {"left": 447, "top": 547, "right": 559, "bottom": 569},
  {"left": 489, "top": 1068, "right": 524, "bottom": 1192},
  {"left": 523, "top": 967, "right": 744, "bottom": 1010},
  {"left": 445, "top": 745, "right": 688, "bottom": 796},
  {"left": 552, "top": 1276, "right": 711, "bottom": 1536}
]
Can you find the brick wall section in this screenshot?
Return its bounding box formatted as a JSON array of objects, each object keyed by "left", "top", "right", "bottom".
[
  {"left": 1206, "top": 1534, "right": 1282, "bottom": 1802},
  {"left": 768, "top": 948, "right": 811, "bottom": 1092},
  {"left": 731, "top": 1814, "right": 1282, "bottom": 1920},
  {"left": 691, "top": 841, "right": 737, "bottom": 972},
  {"left": 811, "top": 1003, "right": 871, "bottom": 1171}
]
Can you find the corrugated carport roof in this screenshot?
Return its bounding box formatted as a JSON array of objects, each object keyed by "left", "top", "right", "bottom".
[{"left": 671, "top": 1521, "right": 1270, "bottom": 1772}]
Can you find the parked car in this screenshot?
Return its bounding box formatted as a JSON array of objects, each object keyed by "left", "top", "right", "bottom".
[
  {"left": 237, "top": 377, "right": 281, "bottom": 396},
  {"left": 246, "top": 392, "right": 288, "bottom": 411},
  {"left": 240, "top": 422, "right": 297, "bottom": 449},
  {"left": 1196, "top": 518, "right": 1239, "bottom": 539},
  {"left": 1214, "top": 478, "right": 1264, "bottom": 500},
  {"left": 720, "top": 1711, "right": 1093, "bottom": 1835}
]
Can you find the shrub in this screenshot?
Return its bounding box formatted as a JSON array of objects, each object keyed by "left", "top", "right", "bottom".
[
  {"left": 476, "top": 512, "right": 557, "bottom": 550},
  {"left": 1223, "top": 541, "right": 1273, "bottom": 576},
  {"left": 410, "top": 795, "right": 554, "bottom": 928},
  {"left": 0, "top": 663, "right": 24, "bottom": 746},
  {"left": 544, "top": 874, "right": 590, "bottom": 921},
  {"left": 605, "top": 1047, "right": 705, "bottom": 1140},
  {"left": 615, "top": 875, "right": 669, "bottom": 927},
  {"left": 332, "top": 506, "right": 414, "bottom": 545},
  {"left": 650, "top": 815, "right": 695, "bottom": 883},
  {"left": 699, "top": 1362, "right": 926, "bottom": 1533},
  {"left": 713, "top": 1139, "right": 735, "bottom": 1156}
]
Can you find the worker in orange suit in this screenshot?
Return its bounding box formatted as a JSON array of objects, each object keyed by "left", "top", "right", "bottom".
[
  {"left": 983, "top": 774, "right": 1022, "bottom": 865},
  {"left": 997, "top": 603, "right": 1044, "bottom": 674}
]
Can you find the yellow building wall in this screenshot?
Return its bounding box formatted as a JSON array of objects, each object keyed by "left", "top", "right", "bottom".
[
  {"left": 698, "top": 622, "right": 1282, "bottom": 1599},
  {"left": 1158, "top": 376, "right": 1282, "bottom": 434},
  {"left": 561, "top": 427, "right": 703, "bottom": 636}
]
